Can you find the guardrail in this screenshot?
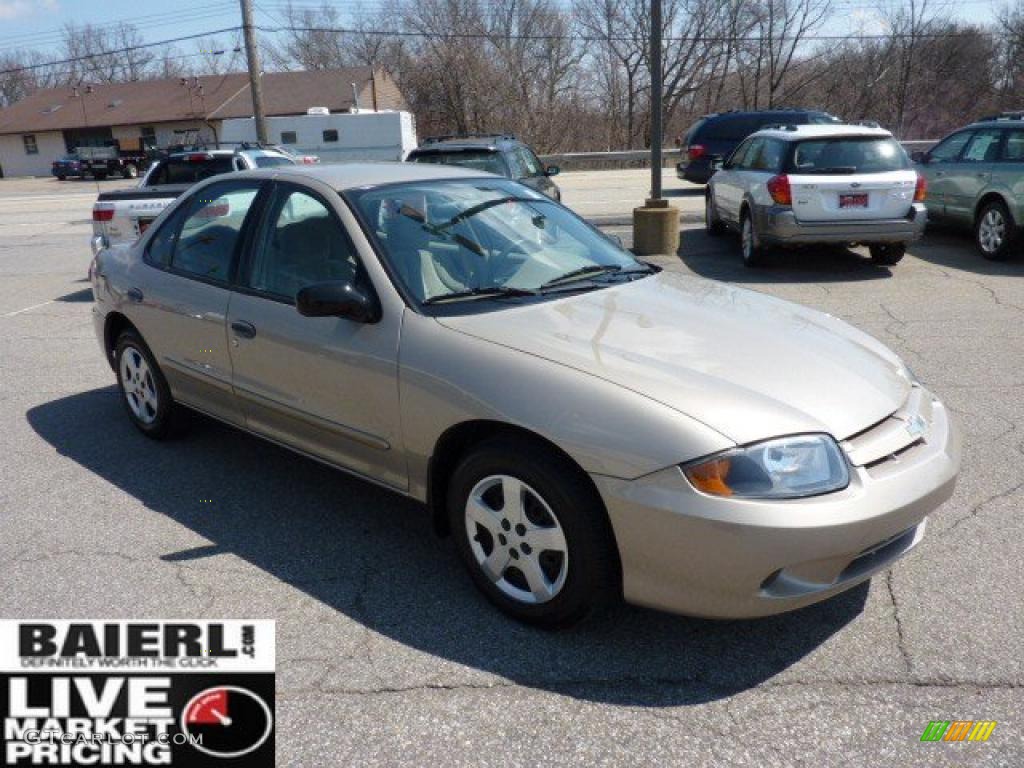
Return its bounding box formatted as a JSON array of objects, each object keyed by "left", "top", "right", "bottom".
[{"left": 540, "top": 141, "right": 938, "bottom": 171}]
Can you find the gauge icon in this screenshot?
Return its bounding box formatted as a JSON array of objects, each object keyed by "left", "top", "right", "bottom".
[{"left": 182, "top": 685, "right": 273, "bottom": 759}]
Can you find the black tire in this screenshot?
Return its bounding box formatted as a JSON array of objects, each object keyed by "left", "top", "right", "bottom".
[
  {"left": 975, "top": 200, "right": 1016, "bottom": 261},
  {"left": 447, "top": 436, "right": 620, "bottom": 628},
  {"left": 114, "top": 330, "right": 179, "bottom": 439},
  {"left": 869, "top": 243, "right": 905, "bottom": 266},
  {"left": 94, "top": 172, "right": 107, "bottom": 180},
  {"left": 740, "top": 208, "right": 768, "bottom": 267},
  {"left": 705, "top": 191, "right": 725, "bottom": 236},
  {"left": 56, "top": 175, "right": 66, "bottom": 181},
  {"left": 123, "top": 164, "right": 138, "bottom": 179}
]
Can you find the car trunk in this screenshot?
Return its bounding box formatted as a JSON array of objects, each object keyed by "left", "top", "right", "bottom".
[{"left": 789, "top": 170, "right": 918, "bottom": 222}]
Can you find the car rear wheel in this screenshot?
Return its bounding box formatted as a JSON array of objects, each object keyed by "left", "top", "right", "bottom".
[
  {"left": 705, "top": 192, "right": 725, "bottom": 235},
  {"left": 56, "top": 175, "right": 66, "bottom": 181},
  {"left": 94, "top": 171, "right": 107, "bottom": 180},
  {"left": 447, "top": 437, "right": 619, "bottom": 628},
  {"left": 975, "top": 201, "right": 1015, "bottom": 261},
  {"left": 740, "top": 210, "right": 767, "bottom": 267},
  {"left": 869, "top": 243, "right": 905, "bottom": 266},
  {"left": 114, "top": 330, "right": 178, "bottom": 439}
]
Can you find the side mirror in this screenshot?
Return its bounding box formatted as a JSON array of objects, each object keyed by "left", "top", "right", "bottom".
[
  {"left": 296, "top": 280, "right": 381, "bottom": 323},
  {"left": 545, "top": 165, "right": 560, "bottom": 177},
  {"left": 911, "top": 151, "right": 927, "bottom": 164},
  {"left": 709, "top": 155, "right": 724, "bottom": 172}
]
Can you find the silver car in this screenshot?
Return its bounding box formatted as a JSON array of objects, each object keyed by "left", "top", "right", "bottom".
[
  {"left": 706, "top": 124, "right": 927, "bottom": 267},
  {"left": 90, "top": 163, "right": 960, "bottom": 627}
]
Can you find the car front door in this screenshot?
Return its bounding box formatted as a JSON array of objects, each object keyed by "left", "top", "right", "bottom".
[
  {"left": 918, "top": 130, "right": 973, "bottom": 218},
  {"left": 945, "top": 127, "right": 1004, "bottom": 224},
  {"left": 128, "top": 179, "right": 265, "bottom": 426},
  {"left": 226, "top": 179, "right": 406, "bottom": 490},
  {"left": 713, "top": 138, "right": 756, "bottom": 224}
]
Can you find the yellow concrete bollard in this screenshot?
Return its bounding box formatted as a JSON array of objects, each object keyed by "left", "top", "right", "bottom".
[{"left": 632, "top": 198, "right": 680, "bottom": 256}]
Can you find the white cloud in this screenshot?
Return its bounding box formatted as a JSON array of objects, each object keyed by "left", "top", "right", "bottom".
[{"left": 0, "top": 0, "right": 58, "bottom": 21}]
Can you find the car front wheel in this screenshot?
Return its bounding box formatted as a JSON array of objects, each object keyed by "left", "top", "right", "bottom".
[
  {"left": 114, "top": 330, "right": 177, "bottom": 439},
  {"left": 975, "top": 200, "right": 1015, "bottom": 261},
  {"left": 448, "top": 437, "right": 619, "bottom": 628}
]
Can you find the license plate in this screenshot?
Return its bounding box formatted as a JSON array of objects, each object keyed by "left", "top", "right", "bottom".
[
  {"left": 839, "top": 193, "right": 869, "bottom": 208},
  {"left": 138, "top": 218, "right": 154, "bottom": 234}
]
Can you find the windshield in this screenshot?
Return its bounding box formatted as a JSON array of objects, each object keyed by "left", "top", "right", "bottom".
[
  {"left": 788, "top": 137, "right": 910, "bottom": 174},
  {"left": 252, "top": 155, "right": 294, "bottom": 168},
  {"left": 410, "top": 150, "right": 508, "bottom": 177},
  {"left": 348, "top": 179, "right": 645, "bottom": 305}
]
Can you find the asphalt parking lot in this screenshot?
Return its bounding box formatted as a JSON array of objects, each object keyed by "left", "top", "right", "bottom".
[{"left": 2, "top": 171, "right": 1023, "bottom": 766}]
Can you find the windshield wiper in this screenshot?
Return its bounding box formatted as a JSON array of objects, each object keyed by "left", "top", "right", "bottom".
[
  {"left": 422, "top": 286, "right": 537, "bottom": 305},
  {"left": 805, "top": 166, "right": 858, "bottom": 174},
  {"left": 539, "top": 264, "right": 654, "bottom": 291}
]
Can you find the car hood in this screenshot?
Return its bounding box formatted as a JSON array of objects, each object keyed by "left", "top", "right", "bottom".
[{"left": 437, "top": 271, "right": 911, "bottom": 445}]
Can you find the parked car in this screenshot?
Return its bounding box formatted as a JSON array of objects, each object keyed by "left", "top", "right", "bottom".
[
  {"left": 406, "top": 134, "right": 561, "bottom": 200},
  {"left": 90, "top": 163, "right": 960, "bottom": 627},
  {"left": 706, "top": 124, "right": 927, "bottom": 267},
  {"left": 914, "top": 112, "right": 1024, "bottom": 260},
  {"left": 91, "top": 145, "right": 295, "bottom": 251},
  {"left": 77, "top": 145, "right": 150, "bottom": 180},
  {"left": 51, "top": 155, "right": 84, "bottom": 181},
  {"left": 678, "top": 109, "right": 841, "bottom": 185}
]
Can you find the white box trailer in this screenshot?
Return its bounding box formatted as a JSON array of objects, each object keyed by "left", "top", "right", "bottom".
[{"left": 219, "top": 110, "right": 417, "bottom": 163}]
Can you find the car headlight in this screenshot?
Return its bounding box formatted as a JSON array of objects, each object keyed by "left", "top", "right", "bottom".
[{"left": 682, "top": 434, "right": 850, "bottom": 499}]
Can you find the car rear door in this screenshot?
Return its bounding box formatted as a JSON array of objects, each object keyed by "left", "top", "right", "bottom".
[
  {"left": 226, "top": 179, "right": 406, "bottom": 489},
  {"left": 127, "top": 179, "right": 266, "bottom": 425},
  {"left": 786, "top": 136, "right": 918, "bottom": 222},
  {"left": 944, "top": 127, "right": 1003, "bottom": 223},
  {"left": 995, "top": 128, "right": 1024, "bottom": 221}
]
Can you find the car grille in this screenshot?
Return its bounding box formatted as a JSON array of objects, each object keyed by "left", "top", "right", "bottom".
[{"left": 840, "top": 385, "right": 933, "bottom": 469}]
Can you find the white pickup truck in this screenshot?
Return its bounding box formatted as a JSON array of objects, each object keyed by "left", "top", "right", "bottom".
[{"left": 91, "top": 146, "right": 294, "bottom": 253}]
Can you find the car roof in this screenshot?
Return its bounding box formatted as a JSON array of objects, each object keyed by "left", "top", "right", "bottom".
[
  {"left": 232, "top": 161, "right": 496, "bottom": 189},
  {"left": 753, "top": 124, "right": 893, "bottom": 140}
]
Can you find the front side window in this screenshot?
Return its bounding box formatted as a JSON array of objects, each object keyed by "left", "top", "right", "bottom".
[
  {"left": 735, "top": 138, "right": 764, "bottom": 170},
  {"left": 246, "top": 187, "right": 361, "bottom": 301},
  {"left": 410, "top": 150, "right": 508, "bottom": 177},
  {"left": 726, "top": 138, "right": 754, "bottom": 169},
  {"left": 788, "top": 137, "right": 910, "bottom": 174},
  {"left": 23, "top": 135, "right": 38, "bottom": 155},
  {"left": 961, "top": 128, "right": 1003, "bottom": 163},
  {"left": 169, "top": 182, "right": 261, "bottom": 283},
  {"left": 928, "top": 131, "right": 972, "bottom": 163},
  {"left": 349, "top": 179, "right": 648, "bottom": 306}
]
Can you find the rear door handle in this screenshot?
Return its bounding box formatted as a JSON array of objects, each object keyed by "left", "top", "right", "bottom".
[
  {"left": 125, "top": 287, "right": 143, "bottom": 302},
  {"left": 231, "top": 320, "right": 256, "bottom": 339}
]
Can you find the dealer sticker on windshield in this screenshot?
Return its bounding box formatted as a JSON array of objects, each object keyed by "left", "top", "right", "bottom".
[{"left": 0, "top": 620, "right": 275, "bottom": 767}]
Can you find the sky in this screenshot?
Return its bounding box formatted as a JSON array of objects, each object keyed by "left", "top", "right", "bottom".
[{"left": 0, "top": 0, "right": 1008, "bottom": 65}]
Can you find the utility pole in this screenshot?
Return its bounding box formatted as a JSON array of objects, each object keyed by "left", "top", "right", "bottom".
[
  {"left": 239, "top": 0, "right": 269, "bottom": 144},
  {"left": 630, "top": 0, "right": 678, "bottom": 256}
]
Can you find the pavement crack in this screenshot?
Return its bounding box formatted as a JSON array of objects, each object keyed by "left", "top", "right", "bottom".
[{"left": 886, "top": 570, "right": 913, "bottom": 678}]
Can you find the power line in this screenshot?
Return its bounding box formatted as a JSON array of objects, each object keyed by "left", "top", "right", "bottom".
[{"left": 0, "top": 27, "right": 243, "bottom": 77}]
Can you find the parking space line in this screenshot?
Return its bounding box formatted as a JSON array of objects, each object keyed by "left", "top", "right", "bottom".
[{"left": 3, "top": 300, "right": 55, "bottom": 317}]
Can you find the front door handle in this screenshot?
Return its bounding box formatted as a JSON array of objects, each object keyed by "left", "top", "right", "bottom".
[
  {"left": 125, "top": 287, "right": 143, "bottom": 302},
  {"left": 231, "top": 320, "right": 256, "bottom": 339}
]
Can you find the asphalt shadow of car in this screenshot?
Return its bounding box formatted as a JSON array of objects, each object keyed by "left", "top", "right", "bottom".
[
  {"left": 27, "top": 388, "right": 867, "bottom": 707},
  {"left": 908, "top": 224, "right": 1024, "bottom": 274},
  {"left": 679, "top": 228, "right": 896, "bottom": 284}
]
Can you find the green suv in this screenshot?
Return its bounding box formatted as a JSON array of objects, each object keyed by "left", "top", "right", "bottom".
[{"left": 914, "top": 114, "right": 1024, "bottom": 260}]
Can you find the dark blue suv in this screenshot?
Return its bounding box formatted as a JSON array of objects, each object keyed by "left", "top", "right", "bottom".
[{"left": 677, "top": 109, "right": 840, "bottom": 184}]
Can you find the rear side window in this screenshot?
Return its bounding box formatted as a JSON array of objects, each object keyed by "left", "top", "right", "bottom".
[
  {"left": 145, "top": 205, "right": 188, "bottom": 268},
  {"left": 683, "top": 118, "right": 708, "bottom": 144},
  {"left": 788, "top": 137, "right": 910, "bottom": 174},
  {"left": 961, "top": 128, "right": 1003, "bottom": 163},
  {"left": 170, "top": 182, "right": 262, "bottom": 283},
  {"left": 716, "top": 116, "right": 760, "bottom": 141},
  {"left": 1003, "top": 129, "right": 1024, "bottom": 161}
]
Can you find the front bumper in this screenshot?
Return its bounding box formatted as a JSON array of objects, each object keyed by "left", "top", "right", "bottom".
[
  {"left": 756, "top": 202, "right": 927, "bottom": 246},
  {"left": 593, "top": 390, "right": 960, "bottom": 618}
]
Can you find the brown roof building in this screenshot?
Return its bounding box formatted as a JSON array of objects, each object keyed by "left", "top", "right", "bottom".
[{"left": 0, "top": 68, "right": 406, "bottom": 177}]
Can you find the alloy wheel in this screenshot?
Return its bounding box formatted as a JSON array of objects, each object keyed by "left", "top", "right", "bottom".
[
  {"left": 464, "top": 475, "right": 569, "bottom": 605},
  {"left": 742, "top": 217, "right": 753, "bottom": 260},
  {"left": 978, "top": 209, "right": 1005, "bottom": 254},
  {"left": 120, "top": 345, "right": 159, "bottom": 424}
]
